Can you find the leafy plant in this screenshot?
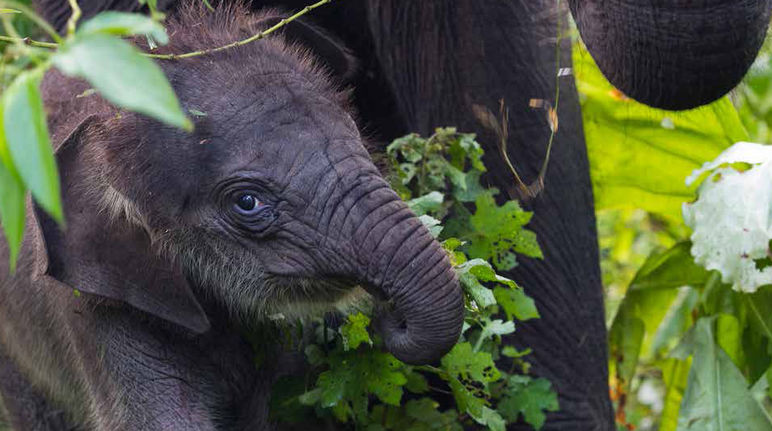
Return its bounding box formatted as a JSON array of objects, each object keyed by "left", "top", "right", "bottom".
[
  {"left": 274, "top": 129, "right": 557, "bottom": 431},
  {"left": 575, "top": 33, "right": 772, "bottom": 430}
]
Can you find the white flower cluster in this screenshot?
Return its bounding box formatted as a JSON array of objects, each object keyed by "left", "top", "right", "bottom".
[{"left": 683, "top": 142, "right": 772, "bottom": 293}]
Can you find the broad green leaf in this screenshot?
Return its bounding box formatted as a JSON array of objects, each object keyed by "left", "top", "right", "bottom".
[
  {"left": 574, "top": 42, "right": 747, "bottom": 221},
  {"left": 716, "top": 313, "right": 745, "bottom": 370},
  {"left": 0, "top": 107, "right": 26, "bottom": 270},
  {"left": 476, "top": 319, "right": 515, "bottom": 347},
  {"left": 609, "top": 242, "right": 710, "bottom": 378},
  {"left": 481, "top": 407, "right": 505, "bottom": 431},
  {"left": 498, "top": 375, "right": 559, "bottom": 430},
  {"left": 52, "top": 34, "right": 192, "bottom": 131},
  {"left": 456, "top": 259, "right": 497, "bottom": 308},
  {"left": 3, "top": 70, "right": 63, "bottom": 224},
  {"left": 629, "top": 242, "right": 711, "bottom": 291},
  {"left": 659, "top": 358, "right": 692, "bottom": 431},
  {"left": 745, "top": 285, "right": 772, "bottom": 341},
  {"left": 77, "top": 12, "right": 169, "bottom": 43},
  {"left": 339, "top": 312, "right": 372, "bottom": 351},
  {"left": 609, "top": 311, "right": 645, "bottom": 388},
  {"left": 675, "top": 318, "right": 772, "bottom": 430},
  {"left": 448, "top": 376, "right": 485, "bottom": 422},
  {"left": 441, "top": 342, "right": 500, "bottom": 385},
  {"left": 404, "top": 370, "right": 429, "bottom": 394},
  {"left": 466, "top": 193, "right": 541, "bottom": 271},
  {"left": 494, "top": 287, "right": 539, "bottom": 321},
  {"left": 651, "top": 287, "right": 699, "bottom": 356},
  {"left": 407, "top": 191, "right": 444, "bottom": 216}
]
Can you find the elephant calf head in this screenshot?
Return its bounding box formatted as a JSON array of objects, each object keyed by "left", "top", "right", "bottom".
[{"left": 37, "top": 4, "right": 464, "bottom": 364}]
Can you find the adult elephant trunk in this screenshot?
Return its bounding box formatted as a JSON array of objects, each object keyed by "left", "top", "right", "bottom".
[
  {"left": 338, "top": 179, "right": 465, "bottom": 364},
  {"left": 569, "top": 0, "right": 772, "bottom": 110}
]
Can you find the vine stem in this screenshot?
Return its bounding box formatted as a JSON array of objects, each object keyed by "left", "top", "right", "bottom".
[
  {"left": 146, "top": 0, "right": 333, "bottom": 60},
  {"left": 0, "top": 0, "right": 62, "bottom": 43},
  {"left": 0, "top": 35, "right": 58, "bottom": 48},
  {"left": 65, "top": 0, "right": 82, "bottom": 37}
]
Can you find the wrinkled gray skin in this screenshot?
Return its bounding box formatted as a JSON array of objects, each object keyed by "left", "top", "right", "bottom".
[
  {"left": 0, "top": 7, "right": 464, "bottom": 430},
  {"left": 569, "top": 0, "right": 772, "bottom": 110}
]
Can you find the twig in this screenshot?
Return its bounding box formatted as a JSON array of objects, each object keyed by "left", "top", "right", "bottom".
[
  {"left": 0, "top": 35, "right": 57, "bottom": 48},
  {"left": 146, "top": 0, "right": 333, "bottom": 60},
  {"left": 0, "top": 0, "right": 62, "bottom": 43},
  {"left": 472, "top": 0, "right": 566, "bottom": 202},
  {"left": 65, "top": 0, "right": 82, "bottom": 37},
  {"left": 535, "top": 0, "right": 564, "bottom": 193}
]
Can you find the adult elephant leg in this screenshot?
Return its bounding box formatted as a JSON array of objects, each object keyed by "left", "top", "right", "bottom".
[{"left": 365, "top": 1, "right": 613, "bottom": 429}]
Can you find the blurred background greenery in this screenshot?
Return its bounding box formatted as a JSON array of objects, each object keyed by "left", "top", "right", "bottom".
[{"left": 579, "top": 22, "right": 772, "bottom": 431}]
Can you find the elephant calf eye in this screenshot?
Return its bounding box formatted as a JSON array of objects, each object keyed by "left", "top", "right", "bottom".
[{"left": 236, "top": 194, "right": 264, "bottom": 213}]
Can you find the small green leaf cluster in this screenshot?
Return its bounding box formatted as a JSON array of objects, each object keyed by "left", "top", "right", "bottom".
[
  {"left": 275, "top": 129, "right": 557, "bottom": 430},
  {"left": 388, "top": 128, "right": 542, "bottom": 271},
  {"left": 0, "top": 7, "right": 190, "bottom": 267}
]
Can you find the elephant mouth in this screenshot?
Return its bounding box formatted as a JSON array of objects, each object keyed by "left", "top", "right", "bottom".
[{"left": 260, "top": 274, "right": 371, "bottom": 320}]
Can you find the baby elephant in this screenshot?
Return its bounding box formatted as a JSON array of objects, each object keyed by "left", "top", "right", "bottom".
[{"left": 0, "top": 4, "right": 464, "bottom": 430}]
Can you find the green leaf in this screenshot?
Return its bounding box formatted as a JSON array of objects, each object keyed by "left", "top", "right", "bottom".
[
  {"left": 441, "top": 342, "right": 500, "bottom": 384},
  {"left": 716, "top": 313, "right": 745, "bottom": 370},
  {"left": 77, "top": 12, "right": 169, "bottom": 43},
  {"left": 0, "top": 107, "right": 26, "bottom": 270},
  {"left": 609, "top": 311, "right": 645, "bottom": 388},
  {"left": 574, "top": 42, "right": 747, "bottom": 221},
  {"left": 404, "top": 370, "right": 429, "bottom": 394},
  {"left": 675, "top": 318, "right": 772, "bottom": 430},
  {"left": 407, "top": 191, "right": 444, "bottom": 216},
  {"left": 340, "top": 312, "right": 372, "bottom": 351},
  {"left": 746, "top": 285, "right": 772, "bottom": 341},
  {"left": 466, "top": 193, "right": 541, "bottom": 271},
  {"left": 448, "top": 376, "right": 485, "bottom": 422},
  {"left": 658, "top": 358, "right": 692, "bottom": 431},
  {"left": 418, "top": 214, "right": 443, "bottom": 238},
  {"left": 498, "top": 375, "right": 559, "bottom": 430},
  {"left": 0, "top": 8, "right": 20, "bottom": 13},
  {"left": 609, "top": 242, "right": 709, "bottom": 387},
  {"left": 3, "top": 70, "right": 63, "bottom": 224},
  {"left": 314, "top": 349, "right": 407, "bottom": 421},
  {"left": 494, "top": 287, "right": 540, "bottom": 321},
  {"left": 52, "top": 34, "right": 192, "bottom": 131},
  {"left": 456, "top": 259, "right": 497, "bottom": 309},
  {"left": 481, "top": 406, "right": 506, "bottom": 431}
]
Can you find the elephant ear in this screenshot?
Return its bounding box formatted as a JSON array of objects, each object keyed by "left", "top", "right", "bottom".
[
  {"left": 260, "top": 16, "right": 357, "bottom": 82},
  {"left": 32, "top": 117, "right": 211, "bottom": 334}
]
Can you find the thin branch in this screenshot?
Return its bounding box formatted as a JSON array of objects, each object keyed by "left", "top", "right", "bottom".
[
  {"left": 65, "top": 0, "right": 82, "bottom": 37},
  {"left": 0, "top": 0, "right": 62, "bottom": 43},
  {"left": 0, "top": 35, "right": 58, "bottom": 48},
  {"left": 534, "top": 0, "right": 565, "bottom": 193},
  {"left": 146, "top": 0, "right": 333, "bottom": 60}
]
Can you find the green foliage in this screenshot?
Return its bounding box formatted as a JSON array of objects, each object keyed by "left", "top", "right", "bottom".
[
  {"left": 0, "top": 7, "right": 190, "bottom": 269},
  {"left": 574, "top": 43, "right": 746, "bottom": 222},
  {"left": 576, "top": 33, "right": 772, "bottom": 430},
  {"left": 388, "top": 128, "right": 541, "bottom": 271},
  {"left": 281, "top": 129, "right": 557, "bottom": 430}
]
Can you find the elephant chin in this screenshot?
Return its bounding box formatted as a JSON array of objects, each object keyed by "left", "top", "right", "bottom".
[{"left": 569, "top": 0, "right": 772, "bottom": 110}]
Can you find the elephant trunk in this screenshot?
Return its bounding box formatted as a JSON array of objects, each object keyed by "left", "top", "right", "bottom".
[
  {"left": 345, "top": 181, "right": 464, "bottom": 364},
  {"left": 569, "top": 0, "right": 772, "bottom": 110}
]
